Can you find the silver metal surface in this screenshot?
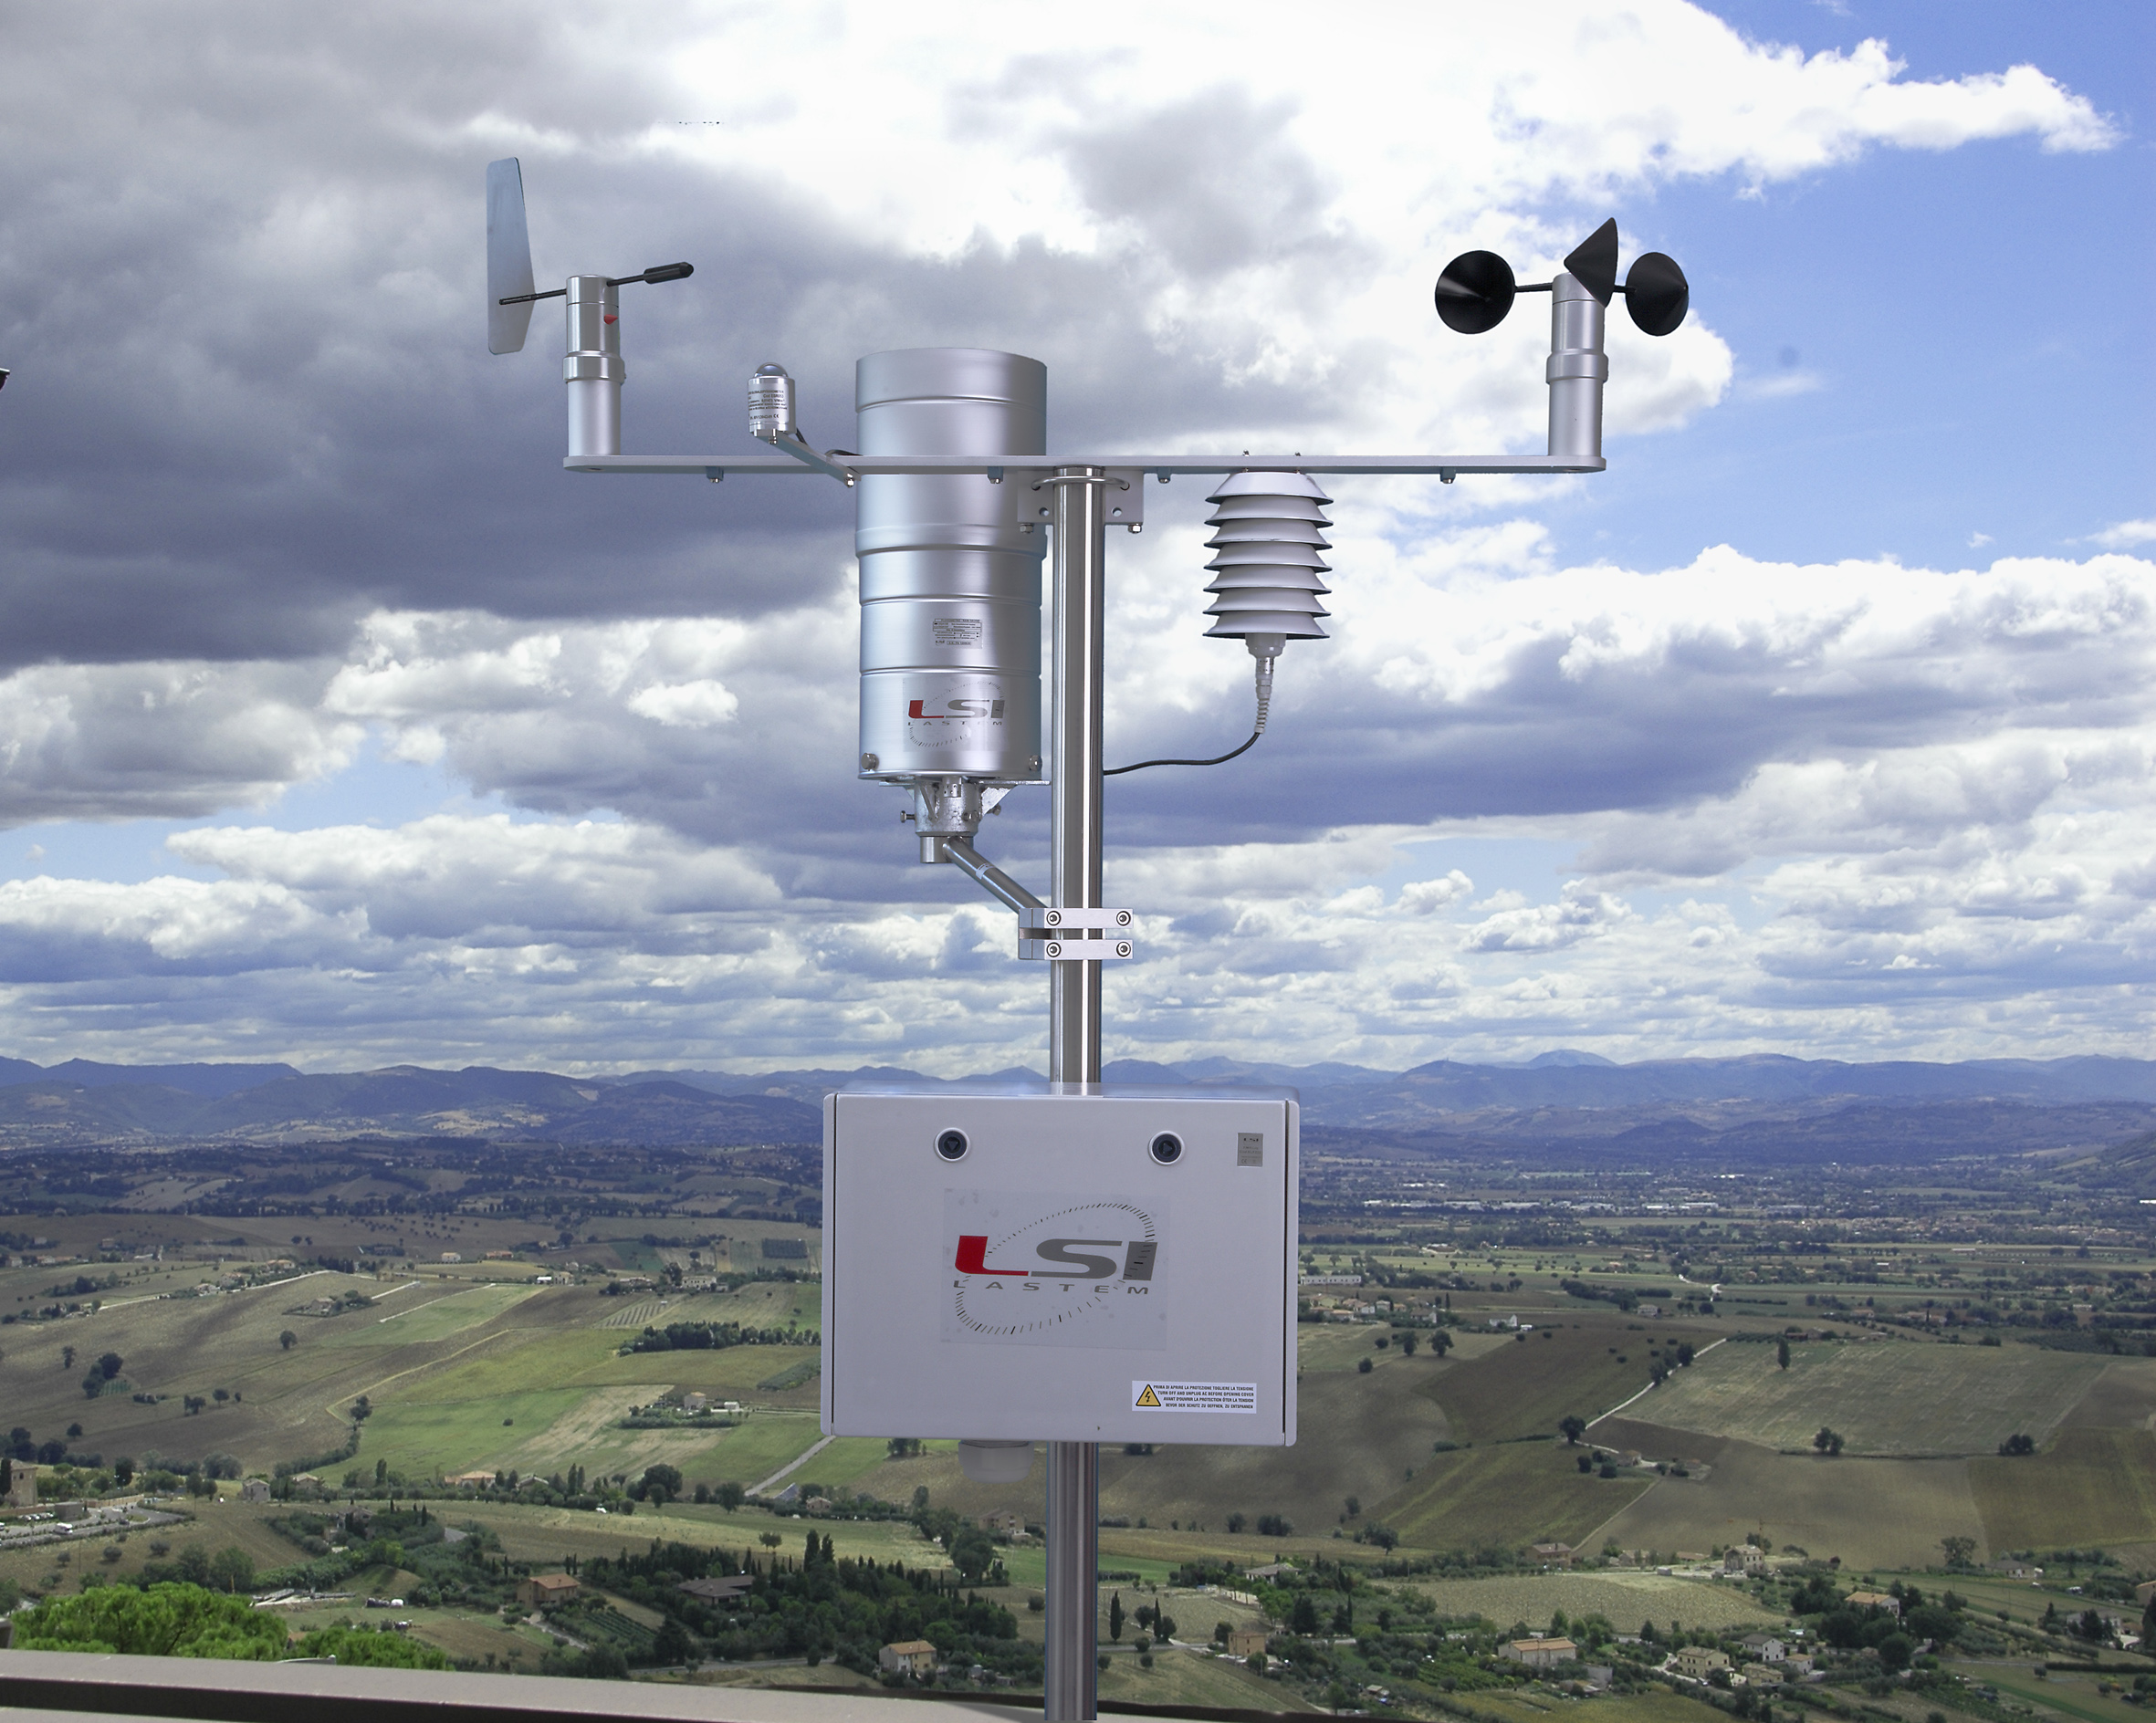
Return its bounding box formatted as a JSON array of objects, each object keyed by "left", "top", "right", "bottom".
[
  {"left": 944, "top": 836, "right": 1046, "bottom": 913},
  {"left": 564, "top": 276, "right": 623, "bottom": 459},
  {"left": 486, "top": 159, "right": 535, "bottom": 356},
  {"left": 821, "top": 1084, "right": 1296, "bottom": 1445},
  {"left": 1045, "top": 1436, "right": 1100, "bottom": 1723},
  {"left": 749, "top": 363, "right": 796, "bottom": 441},
  {"left": 1050, "top": 467, "right": 1106, "bottom": 1086},
  {"left": 1546, "top": 270, "right": 1608, "bottom": 461},
  {"left": 1043, "top": 463, "right": 1108, "bottom": 1723},
  {"left": 855, "top": 350, "right": 1048, "bottom": 789},
  {"left": 569, "top": 451, "right": 1606, "bottom": 478}
]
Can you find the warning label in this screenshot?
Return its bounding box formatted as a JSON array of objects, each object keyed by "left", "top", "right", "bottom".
[{"left": 1131, "top": 1380, "right": 1258, "bottom": 1415}]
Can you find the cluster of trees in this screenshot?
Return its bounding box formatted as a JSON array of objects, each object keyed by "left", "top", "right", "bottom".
[
  {"left": 11, "top": 1582, "right": 446, "bottom": 1667},
  {"left": 560, "top": 1530, "right": 1033, "bottom": 1681},
  {"left": 623, "top": 1319, "right": 819, "bottom": 1353},
  {"left": 79, "top": 1351, "right": 125, "bottom": 1398}
]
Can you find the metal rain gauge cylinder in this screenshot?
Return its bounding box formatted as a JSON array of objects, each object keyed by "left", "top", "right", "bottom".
[{"left": 853, "top": 350, "right": 1046, "bottom": 855}]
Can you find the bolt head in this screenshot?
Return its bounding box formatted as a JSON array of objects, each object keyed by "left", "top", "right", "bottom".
[{"left": 860, "top": 753, "right": 880, "bottom": 771}]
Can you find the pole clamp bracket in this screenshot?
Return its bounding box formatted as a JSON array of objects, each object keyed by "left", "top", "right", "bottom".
[{"left": 1019, "top": 907, "right": 1136, "bottom": 962}]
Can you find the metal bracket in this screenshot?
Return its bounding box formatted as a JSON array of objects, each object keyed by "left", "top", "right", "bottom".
[
  {"left": 1019, "top": 907, "right": 1136, "bottom": 963},
  {"left": 1020, "top": 934, "right": 1136, "bottom": 962},
  {"left": 1011, "top": 470, "right": 1143, "bottom": 530}
]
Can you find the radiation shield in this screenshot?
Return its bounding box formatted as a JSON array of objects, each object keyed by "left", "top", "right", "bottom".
[{"left": 822, "top": 1083, "right": 1299, "bottom": 1446}]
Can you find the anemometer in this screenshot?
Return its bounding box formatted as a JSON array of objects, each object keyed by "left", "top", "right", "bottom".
[{"left": 487, "top": 155, "right": 1687, "bottom": 1722}]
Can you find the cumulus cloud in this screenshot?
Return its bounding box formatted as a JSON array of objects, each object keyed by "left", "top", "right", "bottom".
[{"left": 0, "top": 3, "right": 2137, "bottom": 1070}]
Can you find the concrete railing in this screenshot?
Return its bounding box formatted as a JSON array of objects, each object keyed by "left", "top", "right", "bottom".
[{"left": 0, "top": 1649, "right": 1282, "bottom": 1723}]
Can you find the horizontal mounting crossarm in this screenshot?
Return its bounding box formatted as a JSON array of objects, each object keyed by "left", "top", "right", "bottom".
[{"left": 563, "top": 453, "right": 1605, "bottom": 479}]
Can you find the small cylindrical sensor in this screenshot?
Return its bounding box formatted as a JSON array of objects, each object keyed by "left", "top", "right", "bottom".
[{"left": 749, "top": 363, "right": 796, "bottom": 442}]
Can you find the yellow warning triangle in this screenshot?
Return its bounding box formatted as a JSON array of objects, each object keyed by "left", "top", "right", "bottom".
[{"left": 1135, "top": 1384, "right": 1162, "bottom": 1407}]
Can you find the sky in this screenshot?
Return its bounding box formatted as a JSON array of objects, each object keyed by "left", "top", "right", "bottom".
[{"left": 0, "top": 0, "right": 2149, "bottom": 1077}]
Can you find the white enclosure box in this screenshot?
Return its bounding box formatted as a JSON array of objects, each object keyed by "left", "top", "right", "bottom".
[{"left": 822, "top": 1082, "right": 1298, "bottom": 1446}]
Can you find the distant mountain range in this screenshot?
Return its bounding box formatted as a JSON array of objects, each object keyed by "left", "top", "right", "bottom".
[{"left": 1, "top": 1051, "right": 2154, "bottom": 1163}]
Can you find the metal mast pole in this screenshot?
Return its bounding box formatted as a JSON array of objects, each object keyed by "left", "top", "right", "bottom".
[{"left": 1042, "top": 465, "right": 1106, "bottom": 1722}]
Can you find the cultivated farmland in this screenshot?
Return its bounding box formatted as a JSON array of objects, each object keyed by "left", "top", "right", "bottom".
[{"left": 1639, "top": 1337, "right": 2108, "bottom": 1455}]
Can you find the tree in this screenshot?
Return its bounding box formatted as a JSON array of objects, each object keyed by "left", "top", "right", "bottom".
[
  {"left": 1429, "top": 1331, "right": 1452, "bottom": 1357},
  {"left": 207, "top": 1546, "right": 256, "bottom": 1594},
  {"left": 1109, "top": 1592, "right": 1124, "bottom": 1642},
  {"left": 1401, "top": 1332, "right": 1418, "bottom": 1357},
  {"left": 1226, "top": 1512, "right": 1246, "bottom": 1533},
  {"left": 1357, "top": 1356, "right": 1373, "bottom": 1373},
  {"left": 83, "top": 1371, "right": 109, "bottom": 1400},
  {"left": 294, "top": 1625, "right": 448, "bottom": 1668},
  {"left": 1559, "top": 1415, "right": 1587, "bottom": 1446},
  {"left": 1813, "top": 1427, "right": 1844, "bottom": 1456},
  {"left": 640, "top": 1463, "right": 683, "bottom": 1504},
  {"left": 950, "top": 1527, "right": 995, "bottom": 1582},
  {"left": 1777, "top": 1339, "right": 1791, "bottom": 1370},
  {"left": 350, "top": 1394, "right": 372, "bottom": 1424},
  {"left": 1290, "top": 1594, "right": 1321, "bottom": 1635},
  {"left": 374, "top": 1457, "right": 389, "bottom": 1486},
  {"left": 1998, "top": 1434, "right": 2036, "bottom": 1457},
  {"left": 714, "top": 1480, "right": 745, "bottom": 1512},
  {"left": 62, "top": 1345, "right": 77, "bottom": 1371},
  {"left": 759, "top": 1531, "right": 781, "bottom": 1551},
  {"left": 1940, "top": 1536, "right": 1976, "bottom": 1569},
  {"left": 11, "top": 1580, "right": 288, "bottom": 1657},
  {"left": 279, "top": 1331, "right": 297, "bottom": 1352}
]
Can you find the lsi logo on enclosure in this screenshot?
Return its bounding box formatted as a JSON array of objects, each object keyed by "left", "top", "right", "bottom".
[{"left": 942, "top": 1192, "right": 1167, "bottom": 1349}]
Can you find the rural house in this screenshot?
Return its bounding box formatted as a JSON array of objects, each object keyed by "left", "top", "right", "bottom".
[
  {"left": 1502, "top": 1638, "right": 1578, "bottom": 1667},
  {"left": 1741, "top": 1664, "right": 1784, "bottom": 1686},
  {"left": 880, "top": 1640, "right": 938, "bottom": 1676},
  {"left": 1846, "top": 1592, "right": 1900, "bottom": 1617},
  {"left": 1739, "top": 1634, "right": 1785, "bottom": 1662},
  {"left": 679, "top": 1575, "right": 754, "bottom": 1603},
  {"left": 1532, "top": 1541, "right": 1575, "bottom": 1567},
  {"left": 516, "top": 1572, "right": 581, "bottom": 1608},
  {"left": 1225, "top": 1628, "right": 1269, "bottom": 1658},
  {"left": 1672, "top": 1646, "right": 1732, "bottom": 1680},
  {"left": 1723, "top": 1546, "right": 1766, "bottom": 1576}
]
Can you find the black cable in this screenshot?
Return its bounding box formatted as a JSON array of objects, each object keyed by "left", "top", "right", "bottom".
[{"left": 1104, "top": 729, "right": 1261, "bottom": 776}]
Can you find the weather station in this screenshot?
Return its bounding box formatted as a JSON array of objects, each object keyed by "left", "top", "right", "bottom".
[{"left": 485, "top": 155, "right": 1689, "bottom": 1723}]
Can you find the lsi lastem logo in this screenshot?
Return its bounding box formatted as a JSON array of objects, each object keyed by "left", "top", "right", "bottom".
[
  {"left": 908, "top": 695, "right": 1006, "bottom": 719},
  {"left": 954, "top": 1235, "right": 1156, "bottom": 1281}
]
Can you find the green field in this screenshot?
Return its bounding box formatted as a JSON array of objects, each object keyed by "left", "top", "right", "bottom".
[
  {"left": 1589, "top": 1415, "right": 1987, "bottom": 1570},
  {"left": 1396, "top": 1570, "right": 1780, "bottom": 1633},
  {"left": 351, "top": 1281, "right": 542, "bottom": 1344},
  {"left": 1374, "top": 1440, "right": 1653, "bottom": 1551},
  {"left": 1418, "top": 1314, "right": 1711, "bottom": 1442},
  {"left": 1641, "top": 1338, "right": 2107, "bottom": 1456},
  {"left": 1969, "top": 1426, "right": 2156, "bottom": 1551}
]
